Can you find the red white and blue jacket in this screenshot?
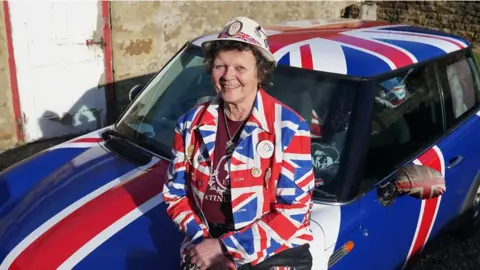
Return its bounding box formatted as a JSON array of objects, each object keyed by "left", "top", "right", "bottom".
[{"left": 162, "top": 89, "right": 315, "bottom": 267}]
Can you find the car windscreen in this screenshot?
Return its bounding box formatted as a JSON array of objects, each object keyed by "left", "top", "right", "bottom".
[{"left": 114, "top": 45, "right": 358, "bottom": 200}]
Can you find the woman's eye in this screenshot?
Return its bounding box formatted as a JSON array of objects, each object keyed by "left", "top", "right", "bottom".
[{"left": 236, "top": 66, "right": 245, "bottom": 71}]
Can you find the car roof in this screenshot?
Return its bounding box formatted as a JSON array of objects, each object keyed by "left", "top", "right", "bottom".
[{"left": 190, "top": 19, "right": 470, "bottom": 78}]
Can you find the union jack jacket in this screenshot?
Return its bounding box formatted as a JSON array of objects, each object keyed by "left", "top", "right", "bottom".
[{"left": 162, "top": 89, "right": 315, "bottom": 267}]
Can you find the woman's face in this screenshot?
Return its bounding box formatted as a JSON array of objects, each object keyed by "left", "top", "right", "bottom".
[{"left": 211, "top": 49, "right": 260, "bottom": 105}]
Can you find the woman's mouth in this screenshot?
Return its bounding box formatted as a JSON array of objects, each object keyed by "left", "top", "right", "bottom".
[{"left": 222, "top": 85, "right": 241, "bottom": 90}]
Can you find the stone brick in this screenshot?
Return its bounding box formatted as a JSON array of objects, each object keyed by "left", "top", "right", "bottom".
[
  {"left": 436, "top": 5, "right": 456, "bottom": 14},
  {"left": 425, "top": 13, "right": 437, "bottom": 20},
  {"left": 396, "top": 3, "right": 407, "bottom": 10},
  {"left": 466, "top": 9, "right": 477, "bottom": 16},
  {"left": 419, "top": 5, "right": 435, "bottom": 12},
  {"left": 454, "top": 23, "right": 466, "bottom": 31}
]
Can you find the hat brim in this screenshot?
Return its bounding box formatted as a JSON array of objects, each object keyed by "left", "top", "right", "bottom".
[{"left": 201, "top": 38, "right": 277, "bottom": 66}]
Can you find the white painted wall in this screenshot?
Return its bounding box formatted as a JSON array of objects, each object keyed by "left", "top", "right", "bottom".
[{"left": 8, "top": 1, "right": 107, "bottom": 142}]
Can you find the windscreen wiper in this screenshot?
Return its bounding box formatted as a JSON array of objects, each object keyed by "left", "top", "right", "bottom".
[
  {"left": 103, "top": 127, "right": 172, "bottom": 160},
  {"left": 101, "top": 128, "right": 148, "bottom": 142},
  {"left": 101, "top": 129, "right": 152, "bottom": 166}
]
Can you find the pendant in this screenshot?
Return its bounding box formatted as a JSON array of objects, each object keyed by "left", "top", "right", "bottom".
[{"left": 226, "top": 140, "right": 235, "bottom": 155}]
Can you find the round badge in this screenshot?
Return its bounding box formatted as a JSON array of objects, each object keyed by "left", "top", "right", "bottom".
[
  {"left": 256, "top": 140, "right": 274, "bottom": 159},
  {"left": 227, "top": 21, "right": 242, "bottom": 36},
  {"left": 197, "top": 180, "right": 203, "bottom": 188},
  {"left": 251, "top": 167, "right": 262, "bottom": 178}
]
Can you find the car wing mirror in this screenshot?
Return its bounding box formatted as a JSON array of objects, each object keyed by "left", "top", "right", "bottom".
[
  {"left": 129, "top": 84, "right": 144, "bottom": 102},
  {"left": 378, "top": 164, "right": 446, "bottom": 206}
]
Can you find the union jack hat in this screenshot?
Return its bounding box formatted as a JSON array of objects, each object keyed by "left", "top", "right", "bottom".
[{"left": 201, "top": 17, "right": 277, "bottom": 65}]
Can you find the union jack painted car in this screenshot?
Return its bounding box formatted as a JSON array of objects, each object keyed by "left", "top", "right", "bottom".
[{"left": 1, "top": 18, "right": 480, "bottom": 270}]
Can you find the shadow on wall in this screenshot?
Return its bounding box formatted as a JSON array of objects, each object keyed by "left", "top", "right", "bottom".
[
  {"left": 35, "top": 72, "right": 157, "bottom": 144},
  {"left": 109, "top": 72, "right": 157, "bottom": 120}
]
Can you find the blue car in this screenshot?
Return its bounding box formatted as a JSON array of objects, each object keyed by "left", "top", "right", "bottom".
[{"left": 1, "top": 19, "right": 480, "bottom": 270}]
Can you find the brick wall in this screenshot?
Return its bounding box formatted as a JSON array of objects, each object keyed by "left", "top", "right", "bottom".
[{"left": 345, "top": 1, "right": 480, "bottom": 48}]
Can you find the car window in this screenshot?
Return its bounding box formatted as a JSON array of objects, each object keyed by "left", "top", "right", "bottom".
[
  {"left": 360, "top": 64, "right": 444, "bottom": 190},
  {"left": 437, "top": 51, "right": 480, "bottom": 127},
  {"left": 268, "top": 69, "right": 357, "bottom": 196}
]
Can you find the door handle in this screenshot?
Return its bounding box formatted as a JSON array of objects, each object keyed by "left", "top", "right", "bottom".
[{"left": 447, "top": 155, "right": 464, "bottom": 169}]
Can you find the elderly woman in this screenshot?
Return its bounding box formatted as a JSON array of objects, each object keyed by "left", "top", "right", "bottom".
[{"left": 162, "top": 17, "right": 315, "bottom": 270}]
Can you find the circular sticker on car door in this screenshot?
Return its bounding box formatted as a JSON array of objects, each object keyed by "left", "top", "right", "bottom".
[{"left": 311, "top": 143, "right": 340, "bottom": 172}]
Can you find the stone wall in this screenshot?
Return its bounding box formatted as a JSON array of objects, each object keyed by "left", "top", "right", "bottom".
[
  {"left": 109, "top": 0, "right": 358, "bottom": 114},
  {"left": 0, "top": 3, "right": 17, "bottom": 151},
  {"left": 345, "top": 1, "right": 480, "bottom": 47}
]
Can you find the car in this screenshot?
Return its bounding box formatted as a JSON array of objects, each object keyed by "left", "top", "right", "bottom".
[{"left": 1, "top": 18, "right": 479, "bottom": 270}]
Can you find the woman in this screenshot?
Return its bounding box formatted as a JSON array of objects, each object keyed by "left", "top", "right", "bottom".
[{"left": 162, "top": 17, "right": 315, "bottom": 270}]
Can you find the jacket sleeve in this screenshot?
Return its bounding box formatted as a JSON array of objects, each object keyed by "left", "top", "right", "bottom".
[
  {"left": 219, "top": 119, "right": 315, "bottom": 266},
  {"left": 162, "top": 116, "right": 210, "bottom": 249}
]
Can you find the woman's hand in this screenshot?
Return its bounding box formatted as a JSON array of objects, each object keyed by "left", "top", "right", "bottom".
[
  {"left": 209, "top": 255, "right": 237, "bottom": 270},
  {"left": 189, "top": 239, "right": 226, "bottom": 270}
]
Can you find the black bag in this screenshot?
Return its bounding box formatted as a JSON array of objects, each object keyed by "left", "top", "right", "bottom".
[
  {"left": 237, "top": 244, "right": 312, "bottom": 270},
  {"left": 180, "top": 244, "right": 312, "bottom": 270}
]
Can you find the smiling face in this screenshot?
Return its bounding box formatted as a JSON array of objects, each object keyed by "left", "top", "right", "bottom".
[{"left": 211, "top": 49, "right": 260, "bottom": 105}]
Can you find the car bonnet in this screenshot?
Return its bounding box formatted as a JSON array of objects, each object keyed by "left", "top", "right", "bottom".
[{"left": 0, "top": 128, "right": 184, "bottom": 269}]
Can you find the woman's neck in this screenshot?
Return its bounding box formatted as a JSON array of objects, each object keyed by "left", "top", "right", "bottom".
[{"left": 224, "top": 93, "right": 257, "bottom": 121}]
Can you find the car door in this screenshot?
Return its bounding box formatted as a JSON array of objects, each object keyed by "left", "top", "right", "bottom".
[
  {"left": 426, "top": 49, "right": 480, "bottom": 239},
  {"left": 332, "top": 61, "right": 450, "bottom": 270}
]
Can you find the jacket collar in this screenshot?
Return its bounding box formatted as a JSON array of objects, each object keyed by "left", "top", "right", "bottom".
[
  {"left": 190, "top": 89, "right": 274, "bottom": 163},
  {"left": 192, "top": 89, "right": 274, "bottom": 134}
]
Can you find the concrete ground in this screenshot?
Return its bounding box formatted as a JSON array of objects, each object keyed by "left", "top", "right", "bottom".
[{"left": 1, "top": 138, "right": 480, "bottom": 269}]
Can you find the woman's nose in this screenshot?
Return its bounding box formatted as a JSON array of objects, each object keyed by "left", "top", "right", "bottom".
[{"left": 223, "top": 66, "right": 236, "bottom": 79}]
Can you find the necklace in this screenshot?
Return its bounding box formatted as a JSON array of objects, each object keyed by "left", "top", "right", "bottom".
[{"left": 224, "top": 107, "right": 247, "bottom": 155}]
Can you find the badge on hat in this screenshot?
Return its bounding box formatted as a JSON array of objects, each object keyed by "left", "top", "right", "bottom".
[
  {"left": 256, "top": 140, "right": 274, "bottom": 159},
  {"left": 254, "top": 25, "right": 262, "bottom": 38},
  {"left": 227, "top": 21, "right": 243, "bottom": 36}
]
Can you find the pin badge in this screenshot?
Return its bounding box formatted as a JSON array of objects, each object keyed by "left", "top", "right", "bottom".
[
  {"left": 227, "top": 21, "right": 243, "bottom": 36},
  {"left": 198, "top": 180, "right": 203, "bottom": 188},
  {"left": 251, "top": 167, "right": 262, "bottom": 178},
  {"left": 187, "top": 145, "right": 194, "bottom": 157},
  {"left": 257, "top": 140, "right": 274, "bottom": 159}
]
